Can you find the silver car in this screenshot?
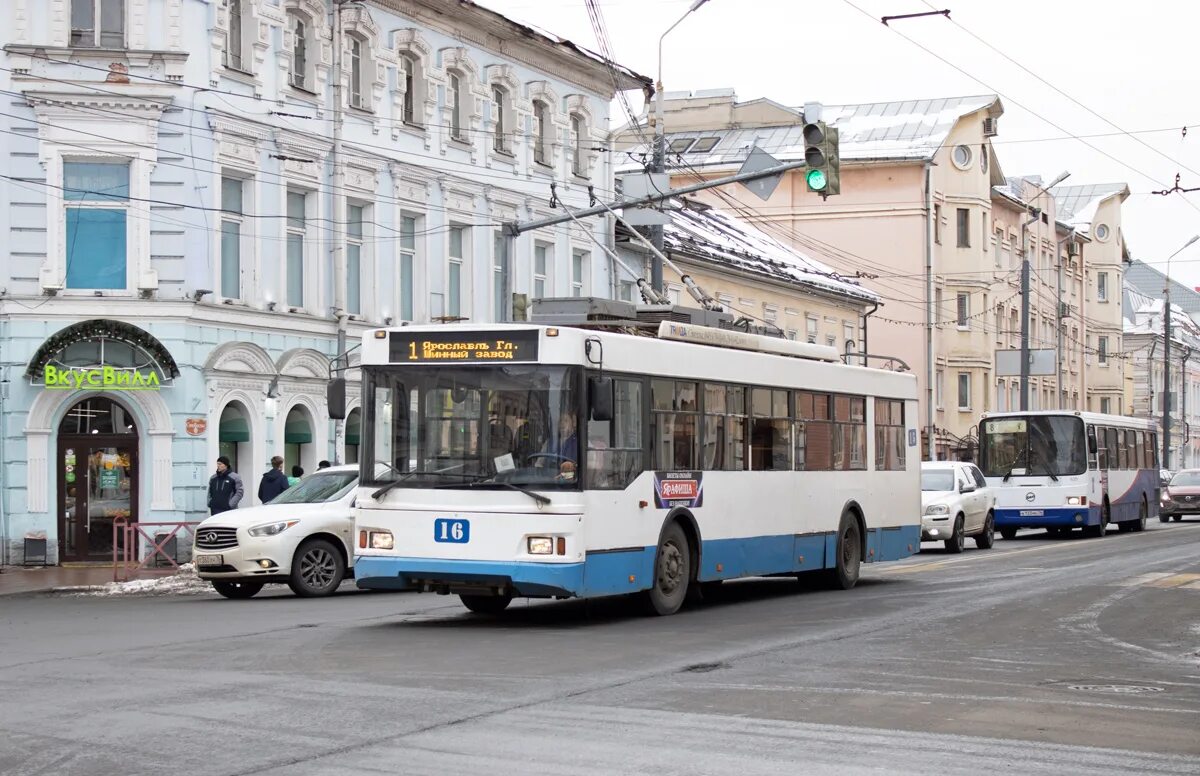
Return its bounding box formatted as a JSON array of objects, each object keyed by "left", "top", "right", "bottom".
[{"left": 921, "top": 461, "right": 997, "bottom": 553}]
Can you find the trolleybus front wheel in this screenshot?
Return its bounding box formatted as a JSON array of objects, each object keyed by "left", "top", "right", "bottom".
[
  {"left": 460, "top": 593, "right": 513, "bottom": 614},
  {"left": 643, "top": 522, "right": 691, "bottom": 616}
]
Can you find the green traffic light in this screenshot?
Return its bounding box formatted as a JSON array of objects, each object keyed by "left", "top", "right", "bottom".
[{"left": 806, "top": 168, "right": 828, "bottom": 192}]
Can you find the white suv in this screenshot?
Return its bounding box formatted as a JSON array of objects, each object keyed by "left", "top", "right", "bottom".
[
  {"left": 193, "top": 465, "right": 358, "bottom": 598},
  {"left": 920, "top": 461, "right": 997, "bottom": 553}
]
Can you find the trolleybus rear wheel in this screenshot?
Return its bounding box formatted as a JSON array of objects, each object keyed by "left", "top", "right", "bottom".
[
  {"left": 823, "top": 511, "right": 862, "bottom": 590},
  {"left": 460, "top": 593, "right": 513, "bottom": 614}
]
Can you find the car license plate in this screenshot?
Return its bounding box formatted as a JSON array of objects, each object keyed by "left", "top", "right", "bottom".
[
  {"left": 1019, "top": 510, "right": 1043, "bottom": 517},
  {"left": 195, "top": 554, "right": 223, "bottom": 566}
]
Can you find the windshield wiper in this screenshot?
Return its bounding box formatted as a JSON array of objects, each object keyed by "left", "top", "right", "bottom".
[
  {"left": 372, "top": 470, "right": 484, "bottom": 500},
  {"left": 435, "top": 480, "right": 552, "bottom": 507}
]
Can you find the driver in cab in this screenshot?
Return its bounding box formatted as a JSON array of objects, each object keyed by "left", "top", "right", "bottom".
[{"left": 549, "top": 409, "right": 578, "bottom": 481}]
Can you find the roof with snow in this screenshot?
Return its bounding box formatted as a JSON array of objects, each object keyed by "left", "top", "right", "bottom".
[
  {"left": 637, "top": 201, "right": 879, "bottom": 304},
  {"left": 1053, "top": 183, "right": 1129, "bottom": 231},
  {"left": 620, "top": 95, "right": 1001, "bottom": 169},
  {"left": 1125, "top": 259, "right": 1200, "bottom": 318}
]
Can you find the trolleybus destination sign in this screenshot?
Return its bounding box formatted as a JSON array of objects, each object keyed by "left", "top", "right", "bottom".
[{"left": 389, "top": 330, "right": 540, "bottom": 364}]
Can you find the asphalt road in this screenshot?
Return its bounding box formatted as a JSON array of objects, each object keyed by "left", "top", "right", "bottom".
[{"left": 2, "top": 521, "right": 1199, "bottom": 775}]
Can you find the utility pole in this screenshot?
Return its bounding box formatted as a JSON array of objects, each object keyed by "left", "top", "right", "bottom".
[
  {"left": 1181, "top": 346, "right": 1192, "bottom": 467},
  {"left": 651, "top": 0, "right": 710, "bottom": 294},
  {"left": 1162, "top": 235, "right": 1199, "bottom": 470},
  {"left": 1019, "top": 171, "right": 1070, "bottom": 411},
  {"left": 1055, "top": 230, "right": 1074, "bottom": 409},
  {"left": 332, "top": 0, "right": 348, "bottom": 463}
]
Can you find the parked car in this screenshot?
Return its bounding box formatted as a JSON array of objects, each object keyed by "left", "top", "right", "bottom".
[
  {"left": 1160, "top": 469, "right": 1200, "bottom": 522},
  {"left": 920, "top": 461, "right": 997, "bottom": 553},
  {"left": 193, "top": 465, "right": 358, "bottom": 598}
]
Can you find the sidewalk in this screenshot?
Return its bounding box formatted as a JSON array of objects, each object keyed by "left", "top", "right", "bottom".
[{"left": 0, "top": 565, "right": 120, "bottom": 596}]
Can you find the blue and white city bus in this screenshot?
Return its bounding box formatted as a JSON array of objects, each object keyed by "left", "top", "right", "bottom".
[
  {"left": 351, "top": 305, "right": 921, "bottom": 615},
  {"left": 978, "top": 411, "right": 1159, "bottom": 539}
]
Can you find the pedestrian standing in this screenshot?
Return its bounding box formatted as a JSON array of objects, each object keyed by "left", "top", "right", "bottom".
[
  {"left": 208, "top": 456, "right": 244, "bottom": 515},
  {"left": 288, "top": 465, "right": 304, "bottom": 487},
  {"left": 258, "top": 455, "right": 290, "bottom": 504}
]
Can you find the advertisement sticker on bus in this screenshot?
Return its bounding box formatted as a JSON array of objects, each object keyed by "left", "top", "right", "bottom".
[{"left": 653, "top": 471, "right": 704, "bottom": 508}]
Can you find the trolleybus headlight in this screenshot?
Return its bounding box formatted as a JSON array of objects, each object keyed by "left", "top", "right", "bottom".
[
  {"left": 924, "top": 504, "right": 949, "bottom": 516},
  {"left": 370, "top": 531, "right": 394, "bottom": 550},
  {"left": 527, "top": 536, "right": 554, "bottom": 555},
  {"left": 1066, "top": 496, "right": 1087, "bottom": 506}
]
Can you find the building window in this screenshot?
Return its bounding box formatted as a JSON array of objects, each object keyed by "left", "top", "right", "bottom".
[
  {"left": 763, "top": 305, "right": 778, "bottom": 324},
  {"left": 64, "top": 161, "right": 129, "bottom": 290},
  {"left": 936, "top": 369, "right": 944, "bottom": 409},
  {"left": 448, "top": 225, "right": 466, "bottom": 318},
  {"left": 400, "top": 55, "right": 418, "bottom": 125},
  {"left": 1097, "top": 271, "right": 1109, "bottom": 302},
  {"left": 934, "top": 288, "right": 943, "bottom": 325},
  {"left": 571, "top": 249, "right": 587, "bottom": 296},
  {"left": 492, "top": 86, "right": 510, "bottom": 154},
  {"left": 995, "top": 309, "right": 1004, "bottom": 344},
  {"left": 285, "top": 190, "right": 307, "bottom": 308},
  {"left": 956, "top": 208, "right": 970, "bottom": 248},
  {"left": 220, "top": 176, "right": 244, "bottom": 300},
  {"left": 957, "top": 372, "right": 971, "bottom": 411},
  {"left": 956, "top": 292, "right": 969, "bottom": 329},
  {"left": 996, "top": 380, "right": 1007, "bottom": 412},
  {"left": 1100, "top": 397, "right": 1111, "bottom": 414},
  {"left": 934, "top": 203, "right": 942, "bottom": 244},
  {"left": 226, "top": 0, "right": 245, "bottom": 71},
  {"left": 289, "top": 12, "right": 310, "bottom": 91},
  {"left": 349, "top": 35, "right": 366, "bottom": 109},
  {"left": 346, "top": 203, "right": 364, "bottom": 315},
  {"left": 618, "top": 281, "right": 634, "bottom": 302},
  {"left": 570, "top": 113, "right": 588, "bottom": 177},
  {"left": 843, "top": 321, "right": 855, "bottom": 351},
  {"left": 1098, "top": 335, "right": 1109, "bottom": 365},
  {"left": 982, "top": 213, "right": 989, "bottom": 253},
  {"left": 399, "top": 215, "right": 416, "bottom": 321},
  {"left": 71, "top": 0, "right": 124, "bottom": 48},
  {"left": 448, "top": 72, "right": 464, "bottom": 140},
  {"left": 806, "top": 315, "right": 818, "bottom": 344},
  {"left": 534, "top": 243, "right": 550, "bottom": 298},
  {"left": 493, "top": 230, "right": 509, "bottom": 320},
  {"left": 533, "top": 100, "right": 550, "bottom": 166}
]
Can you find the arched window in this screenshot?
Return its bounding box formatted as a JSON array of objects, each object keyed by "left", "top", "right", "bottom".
[
  {"left": 492, "top": 86, "right": 509, "bottom": 154},
  {"left": 533, "top": 100, "right": 550, "bottom": 166},
  {"left": 400, "top": 54, "right": 417, "bottom": 125},
  {"left": 448, "top": 71, "right": 464, "bottom": 141},
  {"left": 226, "top": 0, "right": 244, "bottom": 70},
  {"left": 570, "top": 113, "right": 588, "bottom": 178},
  {"left": 349, "top": 34, "right": 365, "bottom": 108},
  {"left": 289, "top": 11, "right": 311, "bottom": 91}
]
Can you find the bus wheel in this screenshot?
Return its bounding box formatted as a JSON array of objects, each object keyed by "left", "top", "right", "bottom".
[
  {"left": 944, "top": 516, "right": 965, "bottom": 554},
  {"left": 1173, "top": 515, "right": 1183, "bottom": 522},
  {"left": 1136, "top": 500, "right": 1147, "bottom": 531},
  {"left": 974, "top": 512, "right": 995, "bottom": 549},
  {"left": 1085, "top": 504, "right": 1109, "bottom": 538},
  {"left": 460, "top": 594, "right": 512, "bottom": 614},
  {"left": 1160, "top": 513, "right": 1171, "bottom": 523},
  {"left": 999, "top": 527, "right": 1018, "bottom": 541},
  {"left": 823, "top": 511, "right": 862, "bottom": 590},
  {"left": 643, "top": 522, "right": 691, "bottom": 616}
]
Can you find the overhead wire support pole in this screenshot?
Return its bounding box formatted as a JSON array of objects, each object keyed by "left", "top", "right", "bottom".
[{"left": 881, "top": 9, "right": 950, "bottom": 25}]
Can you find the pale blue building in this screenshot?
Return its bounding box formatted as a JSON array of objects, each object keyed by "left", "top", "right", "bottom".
[{"left": 0, "top": 0, "right": 647, "bottom": 564}]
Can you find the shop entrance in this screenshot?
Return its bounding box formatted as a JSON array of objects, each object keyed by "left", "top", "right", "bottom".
[{"left": 56, "top": 398, "right": 139, "bottom": 562}]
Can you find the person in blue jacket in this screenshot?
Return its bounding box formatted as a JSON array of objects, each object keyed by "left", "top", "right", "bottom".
[{"left": 258, "top": 456, "right": 290, "bottom": 503}]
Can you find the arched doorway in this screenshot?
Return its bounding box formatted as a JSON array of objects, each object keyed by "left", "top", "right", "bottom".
[
  {"left": 284, "top": 405, "right": 314, "bottom": 477},
  {"left": 57, "top": 397, "right": 139, "bottom": 562},
  {"left": 218, "top": 403, "right": 252, "bottom": 475},
  {"left": 345, "top": 407, "right": 362, "bottom": 464}
]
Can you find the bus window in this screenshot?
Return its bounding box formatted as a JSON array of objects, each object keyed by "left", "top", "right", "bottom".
[
  {"left": 702, "top": 384, "right": 745, "bottom": 471},
  {"left": 874, "top": 399, "right": 905, "bottom": 471},
  {"left": 1132, "top": 430, "right": 1144, "bottom": 469},
  {"left": 1107, "top": 427, "right": 1119, "bottom": 470},
  {"left": 796, "top": 391, "right": 832, "bottom": 471},
  {"left": 586, "top": 378, "right": 644, "bottom": 489},
  {"left": 1086, "top": 425, "right": 1099, "bottom": 469},
  {"left": 652, "top": 380, "right": 698, "bottom": 470},
  {"left": 751, "top": 388, "right": 791, "bottom": 470}
]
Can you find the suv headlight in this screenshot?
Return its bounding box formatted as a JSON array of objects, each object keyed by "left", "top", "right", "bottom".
[
  {"left": 924, "top": 504, "right": 949, "bottom": 515},
  {"left": 248, "top": 520, "right": 299, "bottom": 537}
]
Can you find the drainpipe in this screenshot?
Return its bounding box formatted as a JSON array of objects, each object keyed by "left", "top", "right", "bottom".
[
  {"left": 331, "top": 2, "right": 347, "bottom": 463},
  {"left": 924, "top": 162, "right": 935, "bottom": 460},
  {"left": 861, "top": 300, "right": 879, "bottom": 368}
]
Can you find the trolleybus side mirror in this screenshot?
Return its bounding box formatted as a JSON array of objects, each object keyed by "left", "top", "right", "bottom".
[
  {"left": 327, "top": 377, "right": 347, "bottom": 420},
  {"left": 1087, "top": 434, "right": 1097, "bottom": 454},
  {"left": 589, "top": 376, "right": 614, "bottom": 422}
]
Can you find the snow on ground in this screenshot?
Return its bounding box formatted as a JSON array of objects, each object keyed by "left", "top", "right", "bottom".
[{"left": 59, "top": 563, "right": 213, "bottom": 597}]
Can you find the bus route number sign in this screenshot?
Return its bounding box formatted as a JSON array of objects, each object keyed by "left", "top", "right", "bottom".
[
  {"left": 390, "top": 330, "right": 539, "bottom": 364},
  {"left": 434, "top": 518, "right": 470, "bottom": 544}
]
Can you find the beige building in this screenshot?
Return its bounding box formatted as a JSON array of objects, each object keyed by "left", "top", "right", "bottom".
[
  {"left": 616, "top": 91, "right": 1131, "bottom": 458},
  {"left": 614, "top": 197, "right": 880, "bottom": 351}
]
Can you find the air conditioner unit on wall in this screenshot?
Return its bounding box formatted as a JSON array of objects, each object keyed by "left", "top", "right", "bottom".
[{"left": 1068, "top": 242, "right": 1080, "bottom": 257}]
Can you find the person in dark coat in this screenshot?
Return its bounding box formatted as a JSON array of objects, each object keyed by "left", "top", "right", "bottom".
[
  {"left": 258, "top": 455, "right": 290, "bottom": 504},
  {"left": 208, "top": 456, "right": 244, "bottom": 515}
]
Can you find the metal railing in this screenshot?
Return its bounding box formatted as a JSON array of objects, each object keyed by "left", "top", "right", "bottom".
[{"left": 112, "top": 518, "right": 200, "bottom": 582}]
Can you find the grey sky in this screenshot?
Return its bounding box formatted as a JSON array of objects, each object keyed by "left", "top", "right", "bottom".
[{"left": 485, "top": 0, "right": 1200, "bottom": 291}]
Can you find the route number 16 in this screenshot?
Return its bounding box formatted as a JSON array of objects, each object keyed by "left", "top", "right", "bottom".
[{"left": 434, "top": 518, "right": 470, "bottom": 544}]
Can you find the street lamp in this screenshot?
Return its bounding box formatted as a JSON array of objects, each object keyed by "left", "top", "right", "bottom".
[
  {"left": 1162, "top": 234, "right": 1199, "bottom": 471},
  {"left": 650, "top": 0, "right": 712, "bottom": 293},
  {"left": 1019, "top": 171, "right": 1070, "bottom": 411}
]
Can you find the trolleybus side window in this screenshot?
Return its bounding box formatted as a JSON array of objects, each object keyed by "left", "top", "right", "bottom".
[
  {"left": 1130, "top": 430, "right": 1143, "bottom": 469},
  {"left": 586, "top": 378, "right": 644, "bottom": 489},
  {"left": 652, "top": 379, "right": 699, "bottom": 470},
  {"left": 1086, "top": 424, "right": 1098, "bottom": 469},
  {"left": 796, "top": 391, "right": 833, "bottom": 471},
  {"left": 1106, "top": 427, "right": 1119, "bottom": 470},
  {"left": 875, "top": 398, "right": 906, "bottom": 471},
  {"left": 751, "top": 388, "right": 791, "bottom": 470},
  {"left": 833, "top": 395, "right": 867, "bottom": 471},
  {"left": 701, "top": 383, "right": 745, "bottom": 471}
]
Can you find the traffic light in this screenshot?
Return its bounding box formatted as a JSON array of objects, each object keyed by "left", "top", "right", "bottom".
[{"left": 802, "top": 121, "right": 841, "bottom": 198}]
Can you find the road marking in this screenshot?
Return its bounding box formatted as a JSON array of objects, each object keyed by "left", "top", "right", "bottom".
[
  {"left": 879, "top": 542, "right": 1082, "bottom": 575},
  {"left": 1145, "top": 573, "right": 1200, "bottom": 588},
  {"left": 1119, "top": 572, "right": 1177, "bottom": 587}
]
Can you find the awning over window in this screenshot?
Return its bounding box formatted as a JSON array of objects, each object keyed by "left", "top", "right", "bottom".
[
  {"left": 345, "top": 408, "right": 361, "bottom": 445},
  {"left": 285, "top": 408, "right": 312, "bottom": 444},
  {"left": 219, "top": 405, "right": 250, "bottom": 443}
]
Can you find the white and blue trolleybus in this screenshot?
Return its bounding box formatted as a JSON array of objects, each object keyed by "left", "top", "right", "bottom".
[
  {"left": 352, "top": 301, "right": 922, "bottom": 615},
  {"left": 978, "top": 410, "right": 1159, "bottom": 538}
]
